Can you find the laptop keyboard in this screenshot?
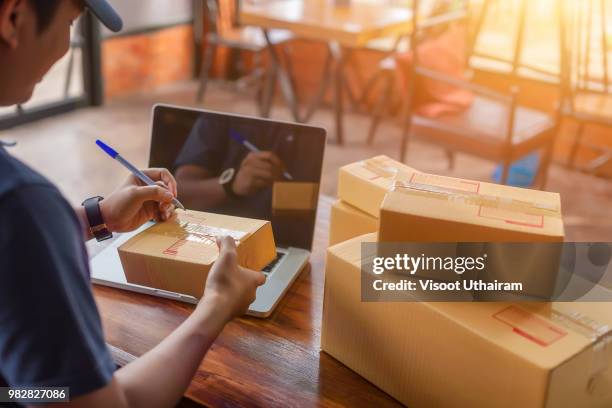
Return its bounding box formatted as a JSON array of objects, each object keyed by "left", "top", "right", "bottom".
[{"left": 262, "top": 252, "right": 286, "bottom": 275}]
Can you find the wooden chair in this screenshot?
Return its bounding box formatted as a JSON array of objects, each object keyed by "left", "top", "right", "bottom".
[
  {"left": 560, "top": 0, "right": 612, "bottom": 175},
  {"left": 196, "top": 0, "right": 293, "bottom": 116},
  {"left": 357, "top": 36, "right": 407, "bottom": 144},
  {"left": 363, "top": 0, "right": 470, "bottom": 147},
  {"left": 398, "top": 0, "right": 559, "bottom": 188}
]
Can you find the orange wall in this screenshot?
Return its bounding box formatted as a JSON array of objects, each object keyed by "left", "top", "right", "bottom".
[{"left": 102, "top": 24, "right": 194, "bottom": 99}]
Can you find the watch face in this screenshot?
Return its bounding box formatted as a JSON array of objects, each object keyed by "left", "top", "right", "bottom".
[{"left": 219, "top": 168, "right": 236, "bottom": 185}]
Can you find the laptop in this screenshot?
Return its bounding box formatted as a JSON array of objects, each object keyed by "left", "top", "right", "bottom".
[{"left": 90, "top": 104, "right": 327, "bottom": 317}]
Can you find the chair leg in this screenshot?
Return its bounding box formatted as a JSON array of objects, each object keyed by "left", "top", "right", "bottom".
[
  {"left": 446, "top": 150, "right": 455, "bottom": 170},
  {"left": 399, "top": 118, "right": 413, "bottom": 163},
  {"left": 500, "top": 158, "right": 511, "bottom": 185},
  {"left": 367, "top": 72, "right": 394, "bottom": 146},
  {"left": 359, "top": 70, "right": 385, "bottom": 108},
  {"left": 568, "top": 121, "right": 585, "bottom": 168},
  {"left": 260, "top": 60, "right": 277, "bottom": 118},
  {"left": 333, "top": 57, "right": 346, "bottom": 145},
  {"left": 536, "top": 140, "right": 555, "bottom": 189},
  {"left": 279, "top": 44, "right": 298, "bottom": 103},
  {"left": 196, "top": 43, "right": 217, "bottom": 103},
  {"left": 254, "top": 51, "right": 266, "bottom": 117}
]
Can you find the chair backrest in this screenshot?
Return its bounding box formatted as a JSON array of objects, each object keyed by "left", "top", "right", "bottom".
[
  {"left": 406, "top": 0, "right": 472, "bottom": 105},
  {"left": 409, "top": 0, "right": 471, "bottom": 65},
  {"left": 406, "top": 0, "right": 518, "bottom": 145},
  {"left": 204, "top": 0, "right": 239, "bottom": 36},
  {"left": 559, "top": 0, "right": 610, "bottom": 100}
]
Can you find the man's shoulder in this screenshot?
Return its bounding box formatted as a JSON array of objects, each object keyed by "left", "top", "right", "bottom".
[
  {"left": 0, "top": 148, "right": 74, "bottom": 243},
  {"left": 0, "top": 147, "right": 52, "bottom": 199}
]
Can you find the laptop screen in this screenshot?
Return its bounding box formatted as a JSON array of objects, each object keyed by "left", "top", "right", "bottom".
[{"left": 149, "top": 105, "right": 326, "bottom": 250}]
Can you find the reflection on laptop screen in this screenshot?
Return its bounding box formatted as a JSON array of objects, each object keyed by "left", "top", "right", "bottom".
[{"left": 149, "top": 105, "right": 326, "bottom": 250}]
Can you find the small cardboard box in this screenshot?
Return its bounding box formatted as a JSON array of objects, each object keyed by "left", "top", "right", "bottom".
[
  {"left": 329, "top": 200, "right": 378, "bottom": 246},
  {"left": 379, "top": 171, "right": 565, "bottom": 242},
  {"left": 378, "top": 172, "right": 565, "bottom": 298},
  {"left": 337, "top": 155, "right": 419, "bottom": 217},
  {"left": 118, "top": 210, "right": 276, "bottom": 298},
  {"left": 272, "top": 182, "right": 319, "bottom": 211},
  {"left": 322, "top": 233, "right": 612, "bottom": 408}
]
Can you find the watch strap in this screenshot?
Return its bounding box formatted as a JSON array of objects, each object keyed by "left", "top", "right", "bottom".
[
  {"left": 221, "top": 168, "right": 241, "bottom": 199},
  {"left": 82, "top": 196, "right": 112, "bottom": 242},
  {"left": 222, "top": 179, "right": 240, "bottom": 199}
]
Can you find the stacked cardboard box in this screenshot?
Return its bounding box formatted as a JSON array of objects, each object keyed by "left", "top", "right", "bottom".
[
  {"left": 329, "top": 155, "right": 417, "bottom": 246},
  {"left": 379, "top": 170, "right": 564, "bottom": 242},
  {"left": 329, "top": 200, "right": 378, "bottom": 246},
  {"left": 378, "top": 170, "right": 566, "bottom": 300},
  {"left": 322, "top": 234, "right": 612, "bottom": 408},
  {"left": 119, "top": 210, "right": 276, "bottom": 298},
  {"left": 323, "top": 157, "right": 612, "bottom": 406},
  {"left": 337, "top": 155, "right": 419, "bottom": 217}
]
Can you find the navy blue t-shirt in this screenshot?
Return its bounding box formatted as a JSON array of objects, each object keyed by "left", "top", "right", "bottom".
[{"left": 0, "top": 145, "right": 115, "bottom": 398}]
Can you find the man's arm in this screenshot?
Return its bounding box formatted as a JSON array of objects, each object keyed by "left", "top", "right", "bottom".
[
  {"left": 50, "top": 237, "right": 265, "bottom": 408},
  {"left": 175, "top": 152, "right": 285, "bottom": 211},
  {"left": 61, "top": 295, "right": 230, "bottom": 408},
  {"left": 75, "top": 168, "right": 178, "bottom": 241},
  {"left": 74, "top": 205, "right": 95, "bottom": 241},
  {"left": 175, "top": 165, "right": 229, "bottom": 211}
]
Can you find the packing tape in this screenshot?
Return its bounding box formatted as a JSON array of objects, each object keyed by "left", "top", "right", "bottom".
[
  {"left": 360, "top": 157, "right": 402, "bottom": 179},
  {"left": 161, "top": 220, "right": 249, "bottom": 260},
  {"left": 550, "top": 307, "right": 611, "bottom": 379},
  {"left": 181, "top": 221, "right": 248, "bottom": 244},
  {"left": 551, "top": 308, "right": 611, "bottom": 342},
  {"left": 392, "top": 180, "right": 561, "bottom": 218},
  {"left": 159, "top": 215, "right": 249, "bottom": 245}
]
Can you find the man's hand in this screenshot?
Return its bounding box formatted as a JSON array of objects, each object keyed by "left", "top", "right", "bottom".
[
  {"left": 232, "top": 151, "right": 285, "bottom": 197},
  {"left": 67, "top": 236, "right": 264, "bottom": 408},
  {"left": 200, "top": 236, "right": 266, "bottom": 320},
  {"left": 100, "top": 168, "right": 179, "bottom": 233}
]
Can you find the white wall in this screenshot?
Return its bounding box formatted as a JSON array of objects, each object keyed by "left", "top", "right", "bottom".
[{"left": 102, "top": 0, "right": 193, "bottom": 37}]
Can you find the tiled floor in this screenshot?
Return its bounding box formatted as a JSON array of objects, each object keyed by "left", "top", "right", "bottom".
[{"left": 1, "top": 80, "right": 611, "bottom": 241}]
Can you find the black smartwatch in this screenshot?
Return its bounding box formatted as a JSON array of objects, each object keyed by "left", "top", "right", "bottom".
[
  {"left": 82, "top": 196, "right": 113, "bottom": 242},
  {"left": 219, "top": 168, "right": 241, "bottom": 199}
]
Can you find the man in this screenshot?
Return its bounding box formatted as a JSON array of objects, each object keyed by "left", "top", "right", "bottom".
[
  {"left": 0, "top": 1, "right": 265, "bottom": 407},
  {"left": 174, "top": 114, "right": 289, "bottom": 220}
]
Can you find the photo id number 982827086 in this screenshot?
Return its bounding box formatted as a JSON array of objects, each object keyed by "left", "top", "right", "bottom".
[{"left": 0, "top": 387, "right": 69, "bottom": 403}]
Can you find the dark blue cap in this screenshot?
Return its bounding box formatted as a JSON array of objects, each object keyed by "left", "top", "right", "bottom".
[{"left": 84, "top": 0, "right": 123, "bottom": 32}]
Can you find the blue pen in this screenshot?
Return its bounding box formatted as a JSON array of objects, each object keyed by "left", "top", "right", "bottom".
[
  {"left": 229, "top": 130, "right": 294, "bottom": 180},
  {"left": 96, "top": 139, "right": 186, "bottom": 211}
]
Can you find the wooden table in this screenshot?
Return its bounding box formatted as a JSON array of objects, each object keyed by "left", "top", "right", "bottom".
[
  {"left": 240, "top": 0, "right": 413, "bottom": 144},
  {"left": 91, "top": 196, "right": 402, "bottom": 407}
]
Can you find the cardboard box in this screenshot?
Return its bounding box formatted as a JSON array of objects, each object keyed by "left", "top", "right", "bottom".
[
  {"left": 118, "top": 210, "right": 276, "bottom": 298},
  {"left": 329, "top": 200, "right": 378, "bottom": 246},
  {"left": 322, "top": 233, "right": 612, "bottom": 408},
  {"left": 379, "top": 171, "right": 565, "bottom": 242},
  {"left": 272, "top": 182, "right": 319, "bottom": 211},
  {"left": 337, "top": 155, "right": 419, "bottom": 217}
]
